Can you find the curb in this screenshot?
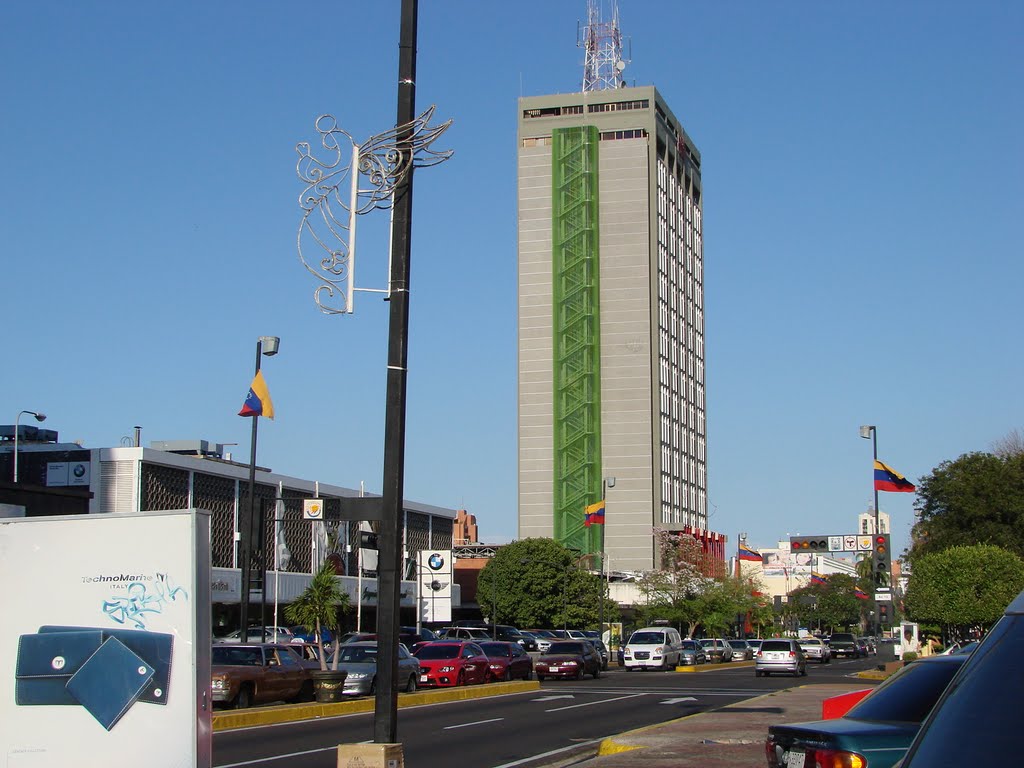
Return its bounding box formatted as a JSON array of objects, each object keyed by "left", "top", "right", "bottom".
[{"left": 212, "top": 680, "right": 540, "bottom": 731}]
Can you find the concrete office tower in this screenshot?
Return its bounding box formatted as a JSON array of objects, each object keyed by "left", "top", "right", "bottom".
[{"left": 517, "top": 77, "right": 721, "bottom": 572}]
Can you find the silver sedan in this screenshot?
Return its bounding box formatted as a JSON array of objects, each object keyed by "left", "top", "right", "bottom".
[{"left": 326, "top": 641, "right": 420, "bottom": 695}]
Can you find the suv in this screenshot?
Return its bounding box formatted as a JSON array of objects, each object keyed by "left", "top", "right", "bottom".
[
  {"left": 623, "top": 627, "right": 683, "bottom": 670},
  {"left": 897, "top": 588, "right": 1024, "bottom": 765},
  {"left": 828, "top": 632, "right": 860, "bottom": 659}
]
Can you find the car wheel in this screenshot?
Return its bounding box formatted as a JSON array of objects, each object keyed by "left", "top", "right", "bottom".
[
  {"left": 234, "top": 684, "right": 253, "bottom": 709},
  {"left": 369, "top": 678, "right": 377, "bottom": 694},
  {"left": 291, "top": 680, "right": 314, "bottom": 703},
  {"left": 593, "top": 666, "right": 600, "bottom": 680},
  {"left": 800, "top": 666, "right": 807, "bottom": 676},
  {"left": 457, "top": 671, "right": 466, "bottom": 687},
  {"left": 575, "top": 667, "right": 584, "bottom": 680},
  {"left": 405, "top": 674, "right": 417, "bottom": 693},
  {"left": 484, "top": 670, "right": 495, "bottom": 684}
]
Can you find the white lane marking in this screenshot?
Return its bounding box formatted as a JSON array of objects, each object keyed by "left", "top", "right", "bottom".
[
  {"left": 545, "top": 693, "right": 646, "bottom": 712},
  {"left": 490, "top": 738, "right": 606, "bottom": 768},
  {"left": 661, "top": 696, "right": 698, "bottom": 704},
  {"left": 532, "top": 694, "right": 576, "bottom": 702},
  {"left": 216, "top": 744, "right": 344, "bottom": 767},
  {"left": 444, "top": 717, "right": 504, "bottom": 730}
]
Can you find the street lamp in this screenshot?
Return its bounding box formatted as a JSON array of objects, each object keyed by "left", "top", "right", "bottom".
[
  {"left": 521, "top": 556, "right": 570, "bottom": 630},
  {"left": 239, "top": 336, "right": 280, "bottom": 639},
  {"left": 13, "top": 410, "right": 46, "bottom": 482},
  {"left": 859, "top": 425, "right": 879, "bottom": 536},
  {"left": 598, "top": 476, "right": 615, "bottom": 644}
]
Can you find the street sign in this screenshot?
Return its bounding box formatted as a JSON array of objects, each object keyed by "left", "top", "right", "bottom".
[
  {"left": 829, "top": 536, "right": 843, "bottom": 552},
  {"left": 303, "top": 499, "right": 324, "bottom": 520},
  {"left": 874, "top": 592, "right": 892, "bottom": 601}
]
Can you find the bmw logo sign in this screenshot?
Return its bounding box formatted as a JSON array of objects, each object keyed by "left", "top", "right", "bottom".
[{"left": 428, "top": 553, "right": 445, "bottom": 571}]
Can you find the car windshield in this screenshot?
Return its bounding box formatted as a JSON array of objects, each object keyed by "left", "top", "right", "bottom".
[
  {"left": 847, "top": 658, "right": 966, "bottom": 723},
  {"left": 681, "top": 641, "right": 699, "bottom": 650},
  {"left": 335, "top": 646, "right": 378, "bottom": 663},
  {"left": 414, "top": 645, "right": 461, "bottom": 660},
  {"left": 480, "top": 643, "right": 510, "bottom": 657},
  {"left": 212, "top": 647, "right": 262, "bottom": 666},
  {"left": 700, "top": 639, "right": 718, "bottom": 647},
  {"left": 729, "top": 641, "right": 746, "bottom": 648},
  {"left": 630, "top": 632, "right": 665, "bottom": 644},
  {"left": 547, "top": 642, "right": 584, "bottom": 654}
]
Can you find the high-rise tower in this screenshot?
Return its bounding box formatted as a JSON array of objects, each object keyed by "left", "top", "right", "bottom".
[{"left": 516, "top": 3, "right": 723, "bottom": 572}]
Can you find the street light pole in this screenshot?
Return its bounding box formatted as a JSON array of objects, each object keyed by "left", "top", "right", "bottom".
[
  {"left": 860, "top": 425, "right": 880, "bottom": 536},
  {"left": 239, "top": 336, "right": 279, "bottom": 639},
  {"left": 13, "top": 410, "right": 47, "bottom": 483}
]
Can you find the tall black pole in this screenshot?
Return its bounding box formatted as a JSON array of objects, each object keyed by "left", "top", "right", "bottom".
[
  {"left": 239, "top": 339, "right": 263, "bottom": 637},
  {"left": 872, "top": 428, "right": 880, "bottom": 537},
  {"left": 375, "top": 0, "right": 417, "bottom": 745}
]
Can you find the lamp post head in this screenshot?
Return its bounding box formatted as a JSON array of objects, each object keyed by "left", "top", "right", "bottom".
[
  {"left": 859, "top": 425, "right": 874, "bottom": 440},
  {"left": 259, "top": 336, "right": 281, "bottom": 356},
  {"left": 33, "top": 412, "right": 46, "bottom": 422}
]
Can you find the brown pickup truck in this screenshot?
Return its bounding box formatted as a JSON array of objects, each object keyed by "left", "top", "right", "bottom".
[{"left": 211, "top": 643, "right": 314, "bottom": 708}]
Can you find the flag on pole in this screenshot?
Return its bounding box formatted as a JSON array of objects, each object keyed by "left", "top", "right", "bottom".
[
  {"left": 239, "top": 370, "right": 275, "bottom": 419},
  {"left": 584, "top": 500, "right": 606, "bottom": 526},
  {"left": 810, "top": 572, "right": 827, "bottom": 585},
  {"left": 874, "top": 460, "right": 915, "bottom": 493},
  {"left": 739, "top": 544, "right": 762, "bottom": 562},
  {"left": 854, "top": 587, "right": 869, "bottom": 600}
]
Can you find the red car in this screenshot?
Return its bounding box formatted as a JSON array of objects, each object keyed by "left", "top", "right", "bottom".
[
  {"left": 535, "top": 640, "right": 602, "bottom": 680},
  {"left": 413, "top": 641, "right": 492, "bottom": 687},
  {"left": 479, "top": 641, "right": 534, "bottom": 681}
]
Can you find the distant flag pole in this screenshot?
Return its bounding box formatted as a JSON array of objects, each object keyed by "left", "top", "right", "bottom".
[
  {"left": 239, "top": 370, "right": 275, "bottom": 419},
  {"left": 584, "top": 499, "right": 606, "bottom": 527}
]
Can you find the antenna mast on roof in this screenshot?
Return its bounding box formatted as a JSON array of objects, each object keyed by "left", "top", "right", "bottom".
[{"left": 579, "top": 0, "right": 629, "bottom": 91}]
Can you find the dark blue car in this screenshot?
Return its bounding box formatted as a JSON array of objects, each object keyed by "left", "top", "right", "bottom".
[{"left": 289, "top": 625, "right": 333, "bottom": 645}]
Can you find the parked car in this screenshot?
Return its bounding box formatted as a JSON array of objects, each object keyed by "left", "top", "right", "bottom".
[
  {"left": 798, "top": 637, "right": 831, "bottom": 664},
  {"left": 479, "top": 641, "right": 534, "bottom": 681},
  {"left": 215, "top": 626, "right": 296, "bottom": 644},
  {"left": 535, "top": 640, "right": 603, "bottom": 680},
  {"left": 678, "top": 639, "right": 707, "bottom": 665},
  {"left": 765, "top": 654, "right": 968, "bottom": 768},
  {"left": 623, "top": 626, "right": 684, "bottom": 670},
  {"left": 755, "top": 638, "right": 807, "bottom": 677},
  {"left": 588, "top": 638, "right": 610, "bottom": 670},
  {"left": 699, "top": 637, "right": 734, "bottom": 663},
  {"left": 526, "top": 629, "right": 557, "bottom": 652},
  {"left": 897, "top": 589, "right": 1024, "bottom": 767},
  {"left": 517, "top": 631, "right": 542, "bottom": 652},
  {"left": 436, "top": 627, "right": 493, "bottom": 642},
  {"left": 858, "top": 636, "right": 878, "bottom": 655},
  {"left": 828, "top": 632, "right": 860, "bottom": 659},
  {"left": 938, "top": 639, "right": 979, "bottom": 656},
  {"left": 728, "top": 639, "right": 755, "bottom": 661},
  {"left": 289, "top": 625, "right": 333, "bottom": 646},
  {"left": 747, "top": 639, "right": 763, "bottom": 654},
  {"left": 284, "top": 642, "right": 323, "bottom": 671},
  {"left": 325, "top": 641, "right": 419, "bottom": 695},
  {"left": 211, "top": 643, "right": 313, "bottom": 708},
  {"left": 413, "top": 641, "right": 492, "bottom": 687}
]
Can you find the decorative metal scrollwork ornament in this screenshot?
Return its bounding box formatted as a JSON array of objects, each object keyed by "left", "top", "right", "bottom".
[{"left": 296, "top": 105, "right": 453, "bottom": 314}]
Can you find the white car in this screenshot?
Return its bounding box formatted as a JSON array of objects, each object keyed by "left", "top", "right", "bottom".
[
  {"left": 215, "top": 626, "right": 295, "bottom": 643},
  {"left": 798, "top": 637, "right": 831, "bottom": 663},
  {"left": 623, "top": 627, "right": 683, "bottom": 670}
]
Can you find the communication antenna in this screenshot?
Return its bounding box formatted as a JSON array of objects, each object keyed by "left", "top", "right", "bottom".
[{"left": 578, "top": 0, "right": 630, "bottom": 91}]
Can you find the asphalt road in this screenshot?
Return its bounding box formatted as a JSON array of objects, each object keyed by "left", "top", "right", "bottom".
[{"left": 213, "top": 653, "right": 887, "bottom": 768}]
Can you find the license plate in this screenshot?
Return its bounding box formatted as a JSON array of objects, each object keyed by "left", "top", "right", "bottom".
[
  {"left": 419, "top": 675, "right": 428, "bottom": 683},
  {"left": 549, "top": 666, "right": 560, "bottom": 672},
  {"left": 786, "top": 749, "right": 805, "bottom": 767}
]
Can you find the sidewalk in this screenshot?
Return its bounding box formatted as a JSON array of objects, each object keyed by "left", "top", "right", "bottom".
[{"left": 566, "top": 682, "right": 870, "bottom": 768}]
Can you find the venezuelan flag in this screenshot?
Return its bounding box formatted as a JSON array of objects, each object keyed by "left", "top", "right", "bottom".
[
  {"left": 584, "top": 500, "right": 605, "bottom": 526},
  {"left": 239, "top": 370, "right": 275, "bottom": 419},
  {"left": 854, "top": 587, "right": 869, "bottom": 600},
  {"left": 810, "top": 572, "right": 827, "bottom": 585},
  {"left": 739, "top": 544, "right": 762, "bottom": 562},
  {"left": 874, "top": 460, "right": 915, "bottom": 493}
]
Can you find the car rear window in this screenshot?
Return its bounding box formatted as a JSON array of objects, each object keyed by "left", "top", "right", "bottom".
[
  {"left": 212, "top": 647, "right": 262, "bottom": 665},
  {"left": 480, "top": 643, "right": 511, "bottom": 657},
  {"left": 760, "top": 640, "right": 793, "bottom": 652},
  {"left": 729, "top": 640, "right": 747, "bottom": 648},
  {"left": 847, "top": 658, "right": 965, "bottom": 723}
]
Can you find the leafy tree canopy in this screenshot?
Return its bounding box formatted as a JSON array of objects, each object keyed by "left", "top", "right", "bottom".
[
  {"left": 911, "top": 450, "right": 1024, "bottom": 560},
  {"left": 476, "top": 538, "right": 611, "bottom": 630},
  {"left": 787, "top": 573, "right": 863, "bottom": 632},
  {"left": 284, "top": 560, "right": 350, "bottom": 670},
  {"left": 904, "top": 544, "right": 1024, "bottom": 632}
]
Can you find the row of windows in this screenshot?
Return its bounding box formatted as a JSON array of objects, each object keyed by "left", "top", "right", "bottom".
[
  {"left": 589, "top": 99, "right": 650, "bottom": 113},
  {"left": 522, "top": 105, "right": 583, "bottom": 119},
  {"left": 521, "top": 136, "right": 553, "bottom": 148},
  {"left": 599, "top": 129, "right": 648, "bottom": 141}
]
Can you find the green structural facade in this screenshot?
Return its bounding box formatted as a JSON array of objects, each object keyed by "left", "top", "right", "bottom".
[{"left": 551, "top": 125, "right": 603, "bottom": 558}]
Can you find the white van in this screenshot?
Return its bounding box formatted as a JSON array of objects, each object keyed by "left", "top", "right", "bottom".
[{"left": 623, "top": 626, "right": 683, "bottom": 670}]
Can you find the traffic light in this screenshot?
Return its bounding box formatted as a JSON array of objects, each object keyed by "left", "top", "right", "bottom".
[
  {"left": 789, "top": 536, "right": 830, "bottom": 553},
  {"left": 873, "top": 534, "right": 891, "bottom": 587},
  {"left": 878, "top": 602, "right": 891, "bottom": 625},
  {"left": 359, "top": 531, "right": 379, "bottom": 550}
]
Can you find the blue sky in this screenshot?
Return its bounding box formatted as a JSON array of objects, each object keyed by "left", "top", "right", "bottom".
[{"left": 3, "top": 1, "right": 1021, "bottom": 560}]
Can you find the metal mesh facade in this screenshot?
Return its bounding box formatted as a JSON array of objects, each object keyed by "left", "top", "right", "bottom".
[
  {"left": 193, "top": 472, "right": 238, "bottom": 567},
  {"left": 141, "top": 464, "right": 190, "bottom": 511}
]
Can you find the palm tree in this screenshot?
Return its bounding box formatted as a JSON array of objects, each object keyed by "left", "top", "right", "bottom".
[{"left": 285, "top": 560, "right": 351, "bottom": 671}]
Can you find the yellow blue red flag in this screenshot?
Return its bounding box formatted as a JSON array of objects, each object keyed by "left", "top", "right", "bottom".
[
  {"left": 874, "top": 460, "right": 915, "bottom": 493},
  {"left": 584, "top": 500, "right": 605, "bottom": 526},
  {"left": 239, "top": 370, "right": 275, "bottom": 419}
]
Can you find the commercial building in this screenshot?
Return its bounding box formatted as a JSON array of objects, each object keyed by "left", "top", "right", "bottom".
[{"left": 516, "top": 8, "right": 721, "bottom": 571}]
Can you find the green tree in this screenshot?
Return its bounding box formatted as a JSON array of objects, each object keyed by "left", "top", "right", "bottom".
[
  {"left": 477, "top": 538, "right": 611, "bottom": 629},
  {"left": 635, "top": 531, "right": 715, "bottom": 636},
  {"left": 904, "top": 544, "right": 1024, "bottom": 635},
  {"left": 284, "top": 560, "right": 351, "bottom": 671},
  {"left": 789, "top": 574, "right": 862, "bottom": 632},
  {"left": 911, "top": 451, "right": 1024, "bottom": 560}
]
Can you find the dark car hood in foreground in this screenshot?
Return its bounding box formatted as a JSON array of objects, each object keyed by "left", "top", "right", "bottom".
[{"left": 770, "top": 718, "right": 918, "bottom": 766}]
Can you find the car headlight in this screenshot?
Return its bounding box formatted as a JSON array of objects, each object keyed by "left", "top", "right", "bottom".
[
  {"left": 347, "top": 671, "right": 369, "bottom": 680},
  {"left": 439, "top": 666, "right": 456, "bottom": 673},
  {"left": 563, "top": 660, "right": 578, "bottom": 666},
  {"left": 211, "top": 678, "right": 226, "bottom": 691},
  {"left": 489, "top": 663, "right": 503, "bottom": 670}
]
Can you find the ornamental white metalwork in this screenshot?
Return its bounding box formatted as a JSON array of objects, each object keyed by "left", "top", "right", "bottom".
[{"left": 296, "top": 105, "right": 453, "bottom": 314}]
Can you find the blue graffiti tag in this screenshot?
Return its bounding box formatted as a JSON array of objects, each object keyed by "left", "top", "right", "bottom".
[{"left": 102, "top": 573, "right": 189, "bottom": 629}]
